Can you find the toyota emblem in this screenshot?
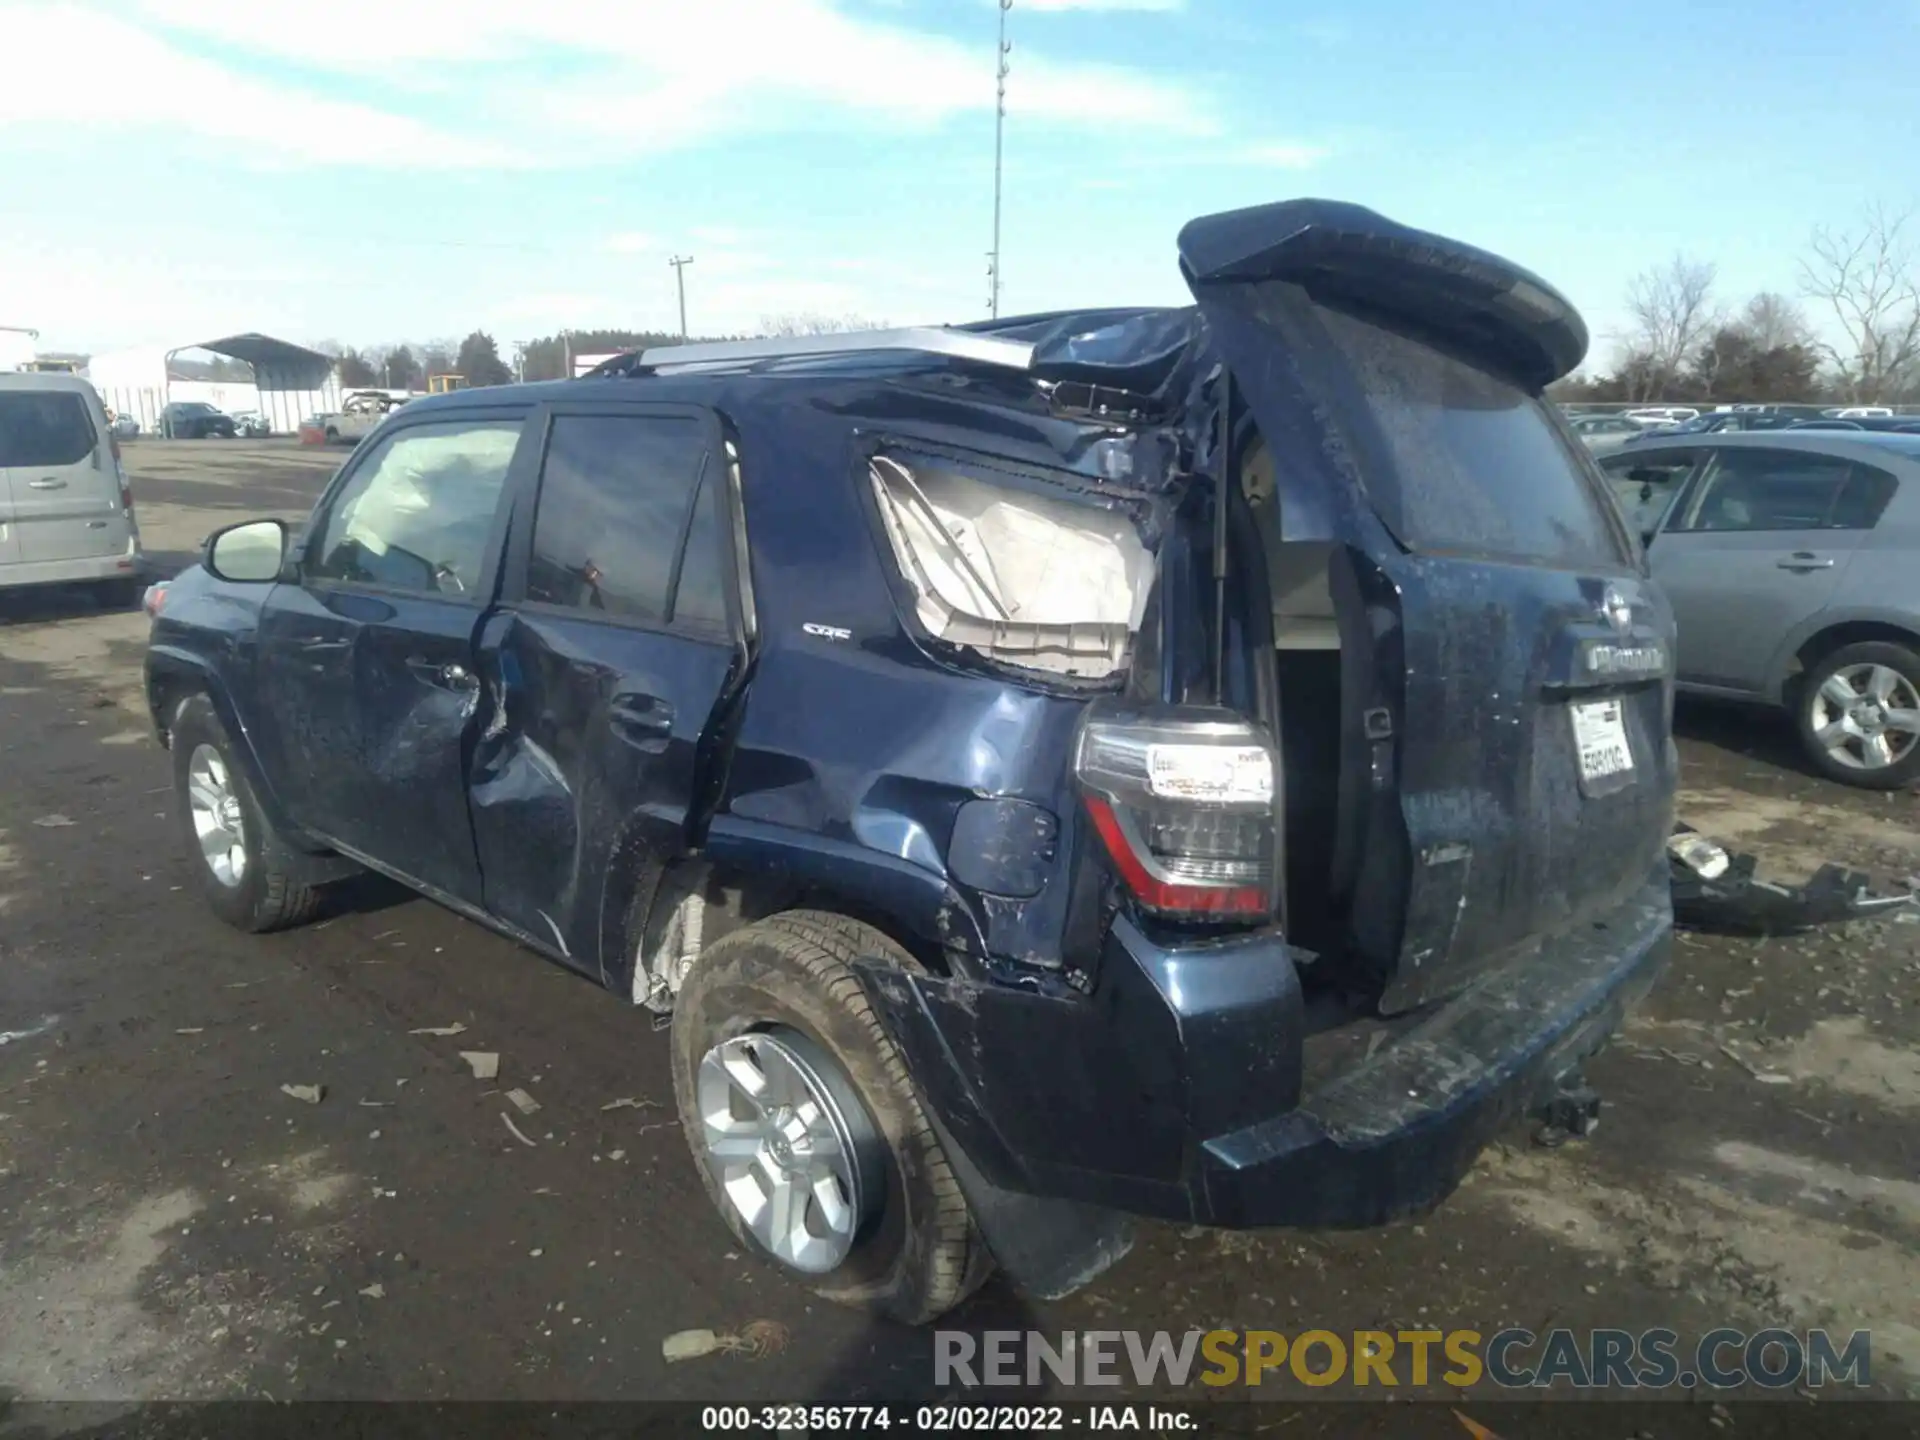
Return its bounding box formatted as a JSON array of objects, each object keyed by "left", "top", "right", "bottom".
[{"left": 1600, "top": 584, "right": 1633, "bottom": 637}]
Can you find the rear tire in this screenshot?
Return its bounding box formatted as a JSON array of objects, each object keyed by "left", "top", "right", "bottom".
[
  {"left": 1794, "top": 640, "right": 1920, "bottom": 790},
  {"left": 670, "top": 910, "right": 988, "bottom": 1325},
  {"left": 324, "top": 426, "right": 340, "bottom": 444},
  {"left": 170, "top": 694, "right": 324, "bottom": 932}
]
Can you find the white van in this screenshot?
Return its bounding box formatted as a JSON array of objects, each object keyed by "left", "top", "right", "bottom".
[{"left": 0, "top": 373, "right": 144, "bottom": 605}]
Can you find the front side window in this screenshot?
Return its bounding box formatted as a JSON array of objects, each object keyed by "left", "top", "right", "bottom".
[
  {"left": 1671, "top": 449, "right": 1884, "bottom": 533},
  {"left": 1312, "top": 304, "right": 1629, "bottom": 568},
  {"left": 1598, "top": 450, "right": 1699, "bottom": 536},
  {"left": 0, "top": 391, "right": 96, "bottom": 467},
  {"left": 525, "top": 414, "right": 712, "bottom": 627},
  {"left": 308, "top": 419, "right": 522, "bottom": 594}
]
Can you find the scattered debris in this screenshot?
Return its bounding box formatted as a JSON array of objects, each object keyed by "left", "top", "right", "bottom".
[
  {"left": 280, "top": 1084, "right": 325, "bottom": 1105},
  {"left": 600, "top": 1096, "right": 660, "bottom": 1112},
  {"left": 608, "top": 1149, "right": 626, "bottom": 1161},
  {"left": 502, "top": 1113, "right": 537, "bottom": 1147},
  {"left": 359, "top": 1099, "right": 392, "bottom": 1108},
  {"left": 31, "top": 814, "right": 75, "bottom": 828},
  {"left": 1669, "top": 823, "right": 1917, "bottom": 934},
  {"left": 1717, "top": 1043, "right": 1793, "bottom": 1086},
  {"left": 0, "top": 1015, "right": 60, "bottom": 1049},
  {"left": 505, "top": 1087, "right": 540, "bottom": 1115},
  {"left": 359, "top": 1283, "right": 385, "bottom": 1299},
  {"left": 409, "top": 1023, "right": 467, "bottom": 1037},
  {"left": 460, "top": 1051, "right": 500, "bottom": 1080},
  {"left": 175, "top": 1028, "right": 204, "bottom": 1036},
  {"left": 662, "top": 1321, "right": 792, "bottom": 1364}
]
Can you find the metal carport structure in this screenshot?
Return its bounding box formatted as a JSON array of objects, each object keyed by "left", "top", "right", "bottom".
[{"left": 89, "top": 332, "right": 342, "bottom": 435}]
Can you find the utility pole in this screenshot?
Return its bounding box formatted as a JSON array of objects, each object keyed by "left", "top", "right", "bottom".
[
  {"left": 669, "top": 255, "right": 694, "bottom": 341},
  {"left": 988, "top": 0, "right": 1012, "bottom": 318}
]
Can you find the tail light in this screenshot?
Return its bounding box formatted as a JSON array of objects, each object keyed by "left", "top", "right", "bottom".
[{"left": 1075, "top": 703, "right": 1280, "bottom": 920}]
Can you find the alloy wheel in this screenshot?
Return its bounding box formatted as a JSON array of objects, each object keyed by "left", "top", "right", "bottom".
[
  {"left": 695, "top": 1027, "right": 882, "bottom": 1274},
  {"left": 185, "top": 743, "right": 249, "bottom": 886},
  {"left": 1808, "top": 663, "right": 1920, "bottom": 772}
]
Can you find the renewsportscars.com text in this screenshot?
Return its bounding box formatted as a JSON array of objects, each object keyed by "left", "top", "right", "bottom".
[{"left": 935, "top": 1328, "right": 1872, "bottom": 1391}]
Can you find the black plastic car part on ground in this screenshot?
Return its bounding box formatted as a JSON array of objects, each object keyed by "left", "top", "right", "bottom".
[
  {"left": 145, "top": 197, "right": 1680, "bottom": 1317},
  {"left": 1668, "top": 823, "right": 1917, "bottom": 935}
]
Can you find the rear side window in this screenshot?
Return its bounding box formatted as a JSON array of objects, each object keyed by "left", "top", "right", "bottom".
[
  {"left": 0, "top": 391, "right": 97, "bottom": 467},
  {"left": 526, "top": 414, "right": 717, "bottom": 629},
  {"left": 1314, "top": 306, "right": 1627, "bottom": 568},
  {"left": 1672, "top": 449, "right": 1892, "bottom": 533}
]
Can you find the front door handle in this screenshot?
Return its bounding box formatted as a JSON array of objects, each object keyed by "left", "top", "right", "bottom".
[
  {"left": 1777, "top": 552, "right": 1835, "bottom": 572},
  {"left": 26, "top": 477, "right": 67, "bottom": 490}
]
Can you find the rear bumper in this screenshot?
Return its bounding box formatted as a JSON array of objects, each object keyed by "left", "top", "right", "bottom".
[
  {"left": 859, "top": 874, "right": 1671, "bottom": 1229},
  {"left": 0, "top": 547, "right": 144, "bottom": 589}
]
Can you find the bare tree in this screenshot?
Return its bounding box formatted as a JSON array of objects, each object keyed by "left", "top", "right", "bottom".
[
  {"left": 757, "top": 312, "right": 889, "bottom": 337},
  {"left": 1623, "top": 255, "right": 1720, "bottom": 397},
  {"left": 1798, "top": 202, "right": 1920, "bottom": 404},
  {"left": 1735, "top": 292, "right": 1814, "bottom": 352}
]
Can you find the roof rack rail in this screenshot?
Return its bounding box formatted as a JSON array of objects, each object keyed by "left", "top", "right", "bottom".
[{"left": 636, "top": 327, "right": 1035, "bottom": 373}]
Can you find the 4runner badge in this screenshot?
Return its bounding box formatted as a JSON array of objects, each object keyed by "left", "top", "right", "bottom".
[{"left": 803, "top": 623, "right": 853, "bottom": 642}]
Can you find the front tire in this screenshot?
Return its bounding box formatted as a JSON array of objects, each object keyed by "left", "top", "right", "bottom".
[
  {"left": 1795, "top": 640, "right": 1920, "bottom": 789},
  {"left": 670, "top": 911, "right": 988, "bottom": 1325},
  {"left": 170, "top": 694, "right": 323, "bottom": 932}
]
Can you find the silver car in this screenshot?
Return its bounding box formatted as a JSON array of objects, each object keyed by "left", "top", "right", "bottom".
[
  {"left": 1598, "top": 431, "right": 1920, "bottom": 788},
  {"left": 1, "top": 373, "right": 146, "bottom": 606},
  {"left": 1568, "top": 413, "right": 1651, "bottom": 456}
]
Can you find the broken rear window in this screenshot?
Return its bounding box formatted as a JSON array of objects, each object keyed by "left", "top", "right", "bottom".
[
  {"left": 1315, "top": 305, "right": 1629, "bottom": 569},
  {"left": 869, "top": 452, "right": 1152, "bottom": 679}
]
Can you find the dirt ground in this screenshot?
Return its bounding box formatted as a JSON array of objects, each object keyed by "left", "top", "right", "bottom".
[{"left": 2, "top": 440, "right": 1917, "bottom": 1429}]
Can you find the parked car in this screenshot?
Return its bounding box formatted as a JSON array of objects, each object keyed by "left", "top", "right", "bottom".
[
  {"left": 1624, "top": 406, "right": 1699, "bottom": 427},
  {"left": 156, "top": 402, "right": 237, "bottom": 439},
  {"left": 229, "top": 410, "right": 271, "bottom": 438},
  {"left": 0, "top": 372, "right": 145, "bottom": 606},
  {"left": 143, "top": 199, "right": 1678, "bottom": 1323},
  {"left": 313, "top": 390, "right": 403, "bottom": 444},
  {"left": 1598, "top": 431, "right": 1920, "bottom": 788},
  {"left": 1567, "top": 413, "right": 1646, "bottom": 455},
  {"left": 105, "top": 409, "right": 140, "bottom": 439},
  {"left": 1835, "top": 407, "right": 1894, "bottom": 419}
]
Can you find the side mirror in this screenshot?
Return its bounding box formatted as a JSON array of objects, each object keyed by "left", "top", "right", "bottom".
[{"left": 206, "top": 518, "right": 288, "bottom": 583}]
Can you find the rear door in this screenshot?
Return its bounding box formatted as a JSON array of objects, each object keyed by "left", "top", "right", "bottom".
[
  {"left": 1180, "top": 202, "right": 1676, "bottom": 1012},
  {"left": 255, "top": 408, "right": 532, "bottom": 904},
  {"left": 1648, "top": 446, "right": 1867, "bottom": 692},
  {"left": 0, "top": 386, "right": 124, "bottom": 565},
  {"left": 469, "top": 400, "right": 745, "bottom": 981}
]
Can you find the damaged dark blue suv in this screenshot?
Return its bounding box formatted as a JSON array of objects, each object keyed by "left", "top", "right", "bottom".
[{"left": 144, "top": 200, "right": 1678, "bottom": 1323}]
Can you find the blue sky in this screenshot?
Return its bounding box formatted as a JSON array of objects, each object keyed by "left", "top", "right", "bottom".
[{"left": 1, "top": 0, "right": 1915, "bottom": 370}]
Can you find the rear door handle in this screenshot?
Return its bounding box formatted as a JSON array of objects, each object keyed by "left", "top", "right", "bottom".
[
  {"left": 26, "top": 478, "right": 67, "bottom": 490},
  {"left": 299, "top": 639, "right": 350, "bottom": 654},
  {"left": 1776, "top": 552, "right": 1835, "bottom": 572},
  {"left": 406, "top": 656, "right": 476, "bottom": 691},
  {"left": 609, "top": 695, "right": 674, "bottom": 743}
]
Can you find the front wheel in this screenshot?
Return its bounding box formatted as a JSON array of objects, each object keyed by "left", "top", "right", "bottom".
[
  {"left": 670, "top": 911, "right": 989, "bottom": 1325},
  {"left": 1795, "top": 640, "right": 1920, "bottom": 789},
  {"left": 170, "top": 694, "right": 324, "bottom": 931}
]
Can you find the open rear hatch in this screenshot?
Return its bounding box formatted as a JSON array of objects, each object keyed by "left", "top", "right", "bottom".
[{"left": 1181, "top": 201, "right": 1677, "bottom": 1013}]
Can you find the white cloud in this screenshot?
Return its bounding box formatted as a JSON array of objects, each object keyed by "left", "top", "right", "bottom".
[
  {"left": 603, "top": 232, "right": 657, "bottom": 255},
  {"left": 106, "top": 0, "right": 1215, "bottom": 164},
  {"left": 0, "top": 4, "right": 515, "bottom": 167}
]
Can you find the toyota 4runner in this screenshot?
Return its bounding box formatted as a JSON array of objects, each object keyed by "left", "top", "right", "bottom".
[{"left": 144, "top": 200, "right": 1678, "bottom": 1323}]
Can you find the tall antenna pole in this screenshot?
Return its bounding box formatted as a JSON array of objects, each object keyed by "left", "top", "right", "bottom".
[
  {"left": 669, "top": 255, "right": 695, "bottom": 340},
  {"left": 988, "top": 0, "right": 1012, "bottom": 317}
]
